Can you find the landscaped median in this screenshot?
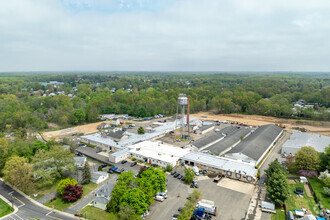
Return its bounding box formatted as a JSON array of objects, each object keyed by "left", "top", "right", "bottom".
[
  {"left": 44, "top": 182, "right": 97, "bottom": 211},
  {"left": 0, "top": 198, "right": 13, "bottom": 218}
]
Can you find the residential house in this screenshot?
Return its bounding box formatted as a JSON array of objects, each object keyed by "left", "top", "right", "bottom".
[
  {"left": 92, "top": 182, "right": 114, "bottom": 210},
  {"left": 91, "top": 171, "right": 108, "bottom": 184},
  {"left": 74, "top": 157, "right": 86, "bottom": 169}
]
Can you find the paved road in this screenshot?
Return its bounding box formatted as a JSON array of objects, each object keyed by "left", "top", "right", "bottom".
[{"left": 0, "top": 180, "right": 75, "bottom": 220}]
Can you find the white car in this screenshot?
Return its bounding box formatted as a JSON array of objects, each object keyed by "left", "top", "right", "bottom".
[
  {"left": 154, "top": 195, "right": 165, "bottom": 202},
  {"left": 156, "top": 192, "right": 167, "bottom": 199}
]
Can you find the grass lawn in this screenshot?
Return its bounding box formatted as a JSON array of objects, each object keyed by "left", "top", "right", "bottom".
[
  {"left": 45, "top": 182, "right": 98, "bottom": 211},
  {"left": 286, "top": 180, "right": 319, "bottom": 215},
  {"left": 0, "top": 198, "right": 13, "bottom": 217},
  {"left": 29, "top": 179, "right": 62, "bottom": 199},
  {"left": 308, "top": 178, "right": 330, "bottom": 209},
  {"left": 271, "top": 207, "right": 285, "bottom": 220},
  {"left": 78, "top": 206, "right": 117, "bottom": 220}
]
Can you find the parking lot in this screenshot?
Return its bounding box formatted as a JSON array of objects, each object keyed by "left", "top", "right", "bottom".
[{"left": 147, "top": 167, "right": 255, "bottom": 220}]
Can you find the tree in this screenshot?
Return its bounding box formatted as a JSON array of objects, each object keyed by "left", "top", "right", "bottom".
[
  {"left": 0, "top": 138, "right": 9, "bottom": 174},
  {"left": 3, "top": 155, "right": 34, "bottom": 193},
  {"left": 72, "top": 108, "right": 86, "bottom": 125},
  {"left": 265, "top": 159, "right": 286, "bottom": 177},
  {"left": 107, "top": 183, "right": 128, "bottom": 213},
  {"left": 319, "top": 146, "right": 330, "bottom": 171},
  {"left": 62, "top": 184, "right": 83, "bottom": 202},
  {"left": 82, "top": 163, "right": 91, "bottom": 185},
  {"left": 165, "top": 164, "right": 173, "bottom": 172},
  {"left": 32, "top": 145, "right": 75, "bottom": 186},
  {"left": 295, "top": 146, "right": 320, "bottom": 171},
  {"left": 184, "top": 168, "right": 195, "bottom": 184},
  {"left": 120, "top": 188, "right": 149, "bottom": 216},
  {"left": 266, "top": 171, "right": 289, "bottom": 205},
  {"left": 57, "top": 178, "right": 78, "bottom": 195},
  {"left": 118, "top": 205, "right": 141, "bottom": 220},
  {"left": 138, "top": 127, "right": 145, "bottom": 135}
]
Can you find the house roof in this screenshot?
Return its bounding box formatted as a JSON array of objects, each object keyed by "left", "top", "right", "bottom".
[
  {"left": 205, "top": 127, "right": 250, "bottom": 155},
  {"left": 94, "top": 197, "right": 110, "bottom": 205},
  {"left": 97, "top": 182, "right": 115, "bottom": 197},
  {"left": 191, "top": 132, "right": 224, "bottom": 149},
  {"left": 91, "top": 171, "right": 108, "bottom": 180},
  {"left": 225, "top": 124, "right": 283, "bottom": 161},
  {"left": 74, "top": 157, "right": 86, "bottom": 165},
  {"left": 106, "top": 130, "right": 126, "bottom": 140}
]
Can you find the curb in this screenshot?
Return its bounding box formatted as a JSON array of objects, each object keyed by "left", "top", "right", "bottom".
[
  {"left": 0, "top": 194, "right": 18, "bottom": 220},
  {"left": 0, "top": 178, "right": 78, "bottom": 219}
]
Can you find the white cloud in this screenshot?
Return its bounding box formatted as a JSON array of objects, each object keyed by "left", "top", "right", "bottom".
[{"left": 0, "top": 0, "right": 330, "bottom": 72}]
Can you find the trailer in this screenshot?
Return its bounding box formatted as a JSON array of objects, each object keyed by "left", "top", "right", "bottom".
[
  {"left": 196, "top": 199, "right": 217, "bottom": 216},
  {"left": 193, "top": 166, "right": 200, "bottom": 176}
]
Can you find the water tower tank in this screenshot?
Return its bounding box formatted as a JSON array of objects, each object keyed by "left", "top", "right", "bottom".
[{"left": 178, "top": 94, "right": 188, "bottom": 106}]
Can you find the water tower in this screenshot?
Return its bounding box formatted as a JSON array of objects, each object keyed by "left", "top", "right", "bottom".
[{"left": 176, "top": 94, "right": 190, "bottom": 139}]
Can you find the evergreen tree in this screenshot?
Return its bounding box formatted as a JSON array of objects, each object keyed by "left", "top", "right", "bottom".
[{"left": 82, "top": 163, "right": 91, "bottom": 184}]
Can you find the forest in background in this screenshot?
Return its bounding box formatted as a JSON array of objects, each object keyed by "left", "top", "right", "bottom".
[{"left": 0, "top": 72, "right": 329, "bottom": 135}]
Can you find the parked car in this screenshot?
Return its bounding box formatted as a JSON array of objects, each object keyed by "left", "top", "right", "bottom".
[
  {"left": 96, "top": 149, "right": 102, "bottom": 153},
  {"left": 191, "top": 183, "right": 199, "bottom": 188},
  {"left": 174, "top": 173, "right": 180, "bottom": 178},
  {"left": 171, "top": 171, "right": 177, "bottom": 175},
  {"left": 177, "top": 174, "right": 183, "bottom": 179},
  {"left": 101, "top": 164, "right": 107, "bottom": 168},
  {"left": 178, "top": 207, "right": 183, "bottom": 212},
  {"left": 154, "top": 195, "right": 165, "bottom": 202},
  {"left": 172, "top": 214, "right": 179, "bottom": 220},
  {"left": 156, "top": 192, "right": 167, "bottom": 199},
  {"left": 107, "top": 169, "right": 113, "bottom": 174},
  {"left": 130, "top": 162, "right": 137, "bottom": 167},
  {"left": 151, "top": 164, "right": 159, "bottom": 167},
  {"left": 121, "top": 160, "right": 127, "bottom": 164},
  {"left": 111, "top": 166, "right": 118, "bottom": 171},
  {"left": 181, "top": 176, "right": 185, "bottom": 181}
]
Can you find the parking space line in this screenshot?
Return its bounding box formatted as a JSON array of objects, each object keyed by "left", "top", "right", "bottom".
[
  {"left": 13, "top": 196, "right": 25, "bottom": 207},
  {"left": 9, "top": 216, "right": 15, "bottom": 220},
  {"left": 8, "top": 191, "right": 14, "bottom": 195},
  {"left": 46, "top": 210, "right": 53, "bottom": 216}
]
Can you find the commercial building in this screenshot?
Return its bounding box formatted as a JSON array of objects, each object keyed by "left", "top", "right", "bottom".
[
  {"left": 182, "top": 152, "right": 257, "bottom": 182},
  {"left": 282, "top": 131, "right": 330, "bottom": 155},
  {"left": 109, "top": 148, "right": 130, "bottom": 163},
  {"left": 225, "top": 124, "right": 283, "bottom": 165},
  {"left": 128, "top": 141, "right": 191, "bottom": 168}
]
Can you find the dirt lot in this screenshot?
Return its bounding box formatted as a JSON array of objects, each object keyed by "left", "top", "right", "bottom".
[
  {"left": 42, "top": 122, "right": 102, "bottom": 141},
  {"left": 191, "top": 112, "right": 330, "bottom": 136}
]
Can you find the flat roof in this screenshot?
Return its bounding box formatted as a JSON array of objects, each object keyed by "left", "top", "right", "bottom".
[
  {"left": 81, "top": 120, "right": 180, "bottom": 149},
  {"left": 282, "top": 131, "right": 330, "bottom": 152},
  {"left": 182, "top": 152, "right": 257, "bottom": 177},
  {"left": 128, "top": 141, "right": 191, "bottom": 164}
]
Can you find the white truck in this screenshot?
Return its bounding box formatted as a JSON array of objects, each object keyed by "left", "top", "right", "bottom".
[
  {"left": 196, "top": 199, "right": 216, "bottom": 215},
  {"left": 193, "top": 166, "right": 200, "bottom": 176}
]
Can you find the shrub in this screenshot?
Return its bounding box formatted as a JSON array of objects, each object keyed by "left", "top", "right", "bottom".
[
  {"left": 98, "top": 166, "right": 103, "bottom": 171},
  {"left": 57, "top": 178, "right": 78, "bottom": 195},
  {"left": 323, "top": 187, "right": 330, "bottom": 196},
  {"left": 131, "top": 157, "right": 136, "bottom": 161},
  {"left": 297, "top": 170, "right": 318, "bottom": 177},
  {"left": 288, "top": 162, "right": 299, "bottom": 174},
  {"left": 323, "top": 177, "right": 330, "bottom": 187},
  {"left": 165, "top": 164, "right": 173, "bottom": 172},
  {"left": 62, "top": 184, "right": 83, "bottom": 202}
]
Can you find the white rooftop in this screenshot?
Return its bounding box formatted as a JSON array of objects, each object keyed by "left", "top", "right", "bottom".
[
  {"left": 81, "top": 120, "right": 181, "bottom": 149},
  {"left": 282, "top": 131, "right": 330, "bottom": 152},
  {"left": 182, "top": 152, "right": 258, "bottom": 177},
  {"left": 128, "top": 141, "right": 191, "bottom": 164}
]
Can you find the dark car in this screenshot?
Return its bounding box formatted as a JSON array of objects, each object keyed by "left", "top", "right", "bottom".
[
  {"left": 130, "top": 162, "right": 137, "bottom": 167},
  {"left": 107, "top": 169, "right": 113, "bottom": 174},
  {"left": 181, "top": 176, "right": 185, "bottom": 181},
  {"left": 96, "top": 149, "right": 102, "bottom": 153},
  {"left": 151, "top": 164, "right": 159, "bottom": 167},
  {"left": 174, "top": 173, "right": 180, "bottom": 178},
  {"left": 177, "top": 174, "right": 183, "bottom": 179},
  {"left": 178, "top": 207, "right": 183, "bottom": 212},
  {"left": 171, "top": 171, "right": 177, "bottom": 175},
  {"left": 101, "top": 164, "right": 107, "bottom": 168},
  {"left": 121, "top": 160, "right": 127, "bottom": 164},
  {"left": 190, "top": 183, "right": 199, "bottom": 188}
]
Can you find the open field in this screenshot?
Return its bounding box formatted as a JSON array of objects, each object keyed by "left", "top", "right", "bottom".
[
  {"left": 78, "top": 206, "right": 116, "bottom": 220},
  {"left": 191, "top": 112, "right": 330, "bottom": 136}
]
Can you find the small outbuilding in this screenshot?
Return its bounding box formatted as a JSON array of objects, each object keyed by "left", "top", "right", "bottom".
[{"left": 91, "top": 171, "right": 108, "bottom": 184}]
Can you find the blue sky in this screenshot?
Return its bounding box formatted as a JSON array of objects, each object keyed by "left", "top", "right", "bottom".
[{"left": 0, "top": 0, "right": 330, "bottom": 72}]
